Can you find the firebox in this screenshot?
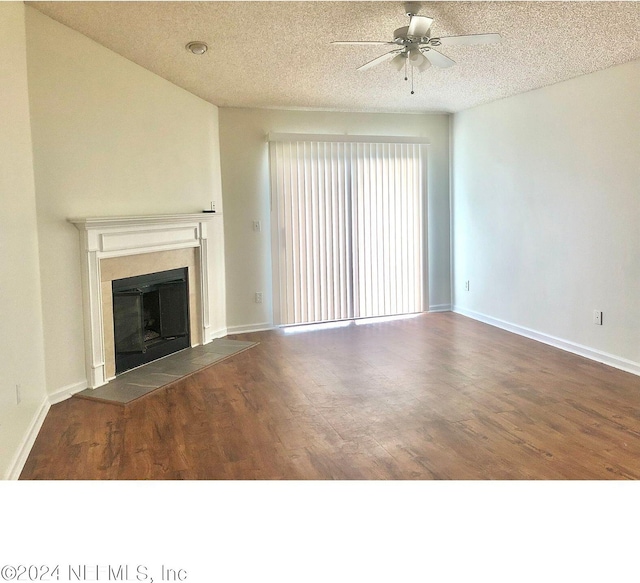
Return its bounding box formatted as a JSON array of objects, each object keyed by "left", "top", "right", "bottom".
[{"left": 112, "top": 268, "right": 190, "bottom": 374}]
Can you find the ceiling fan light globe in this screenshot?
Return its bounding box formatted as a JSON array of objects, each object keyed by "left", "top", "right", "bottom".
[
  {"left": 408, "top": 48, "right": 425, "bottom": 67},
  {"left": 391, "top": 53, "right": 407, "bottom": 71}
]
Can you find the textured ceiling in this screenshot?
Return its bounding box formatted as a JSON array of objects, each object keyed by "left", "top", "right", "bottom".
[{"left": 28, "top": 1, "right": 640, "bottom": 113}]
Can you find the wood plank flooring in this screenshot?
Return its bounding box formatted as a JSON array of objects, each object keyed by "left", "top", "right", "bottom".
[{"left": 20, "top": 313, "right": 640, "bottom": 479}]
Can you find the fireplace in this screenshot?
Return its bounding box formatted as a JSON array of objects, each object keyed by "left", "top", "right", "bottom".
[
  {"left": 112, "top": 267, "right": 190, "bottom": 374},
  {"left": 70, "top": 213, "right": 227, "bottom": 389}
]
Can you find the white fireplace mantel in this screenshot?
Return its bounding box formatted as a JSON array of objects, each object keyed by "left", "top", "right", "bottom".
[{"left": 70, "top": 213, "right": 223, "bottom": 389}]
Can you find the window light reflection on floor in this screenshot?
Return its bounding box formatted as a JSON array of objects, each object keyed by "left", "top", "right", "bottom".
[
  {"left": 354, "top": 313, "right": 420, "bottom": 325},
  {"left": 283, "top": 313, "right": 420, "bottom": 334},
  {"left": 282, "top": 320, "right": 353, "bottom": 334}
]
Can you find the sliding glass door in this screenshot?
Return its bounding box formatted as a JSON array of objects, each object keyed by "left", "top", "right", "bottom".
[{"left": 270, "top": 137, "right": 426, "bottom": 326}]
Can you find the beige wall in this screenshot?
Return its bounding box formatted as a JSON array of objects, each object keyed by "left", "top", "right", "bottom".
[
  {"left": 452, "top": 59, "right": 640, "bottom": 366},
  {"left": 218, "top": 108, "right": 451, "bottom": 331},
  {"left": 0, "top": 2, "right": 48, "bottom": 479},
  {"left": 25, "top": 8, "right": 226, "bottom": 397}
]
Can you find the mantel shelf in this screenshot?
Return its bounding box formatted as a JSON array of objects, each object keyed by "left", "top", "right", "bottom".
[{"left": 69, "top": 212, "right": 222, "bottom": 230}]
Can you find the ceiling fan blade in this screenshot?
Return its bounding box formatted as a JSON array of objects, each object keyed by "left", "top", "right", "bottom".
[
  {"left": 357, "top": 50, "right": 402, "bottom": 71},
  {"left": 436, "top": 33, "right": 502, "bottom": 46},
  {"left": 407, "top": 14, "right": 433, "bottom": 38},
  {"left": 421, "top": 48, "right": 456, "bottom": 68},
  {"left": 331, "top": 41, "right": 396, "bottom": 46}
]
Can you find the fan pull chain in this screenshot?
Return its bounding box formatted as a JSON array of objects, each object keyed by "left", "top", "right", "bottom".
[
  {"left": 404, "top": 57, "right": 408, "bottom": 81},
  {"left": 411, "top": 64, "right": 415, "bottom": 95}
]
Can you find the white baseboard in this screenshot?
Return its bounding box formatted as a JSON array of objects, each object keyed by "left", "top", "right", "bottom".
[
  {"left": 206, "top": 327, "right": 228, "bottom": 343},
  {"left": 6, "top": 398, "right": 51, "bottom": 481},
  {"left": 48, "top": 379, "right": 87, "bottom": 405},
  {"left": 8, "top": 379, "right": 90, "bottom": 479},
  {"left": 429, "top": 304, "right": 452, "bottom": 313},
  {"left": 453, "top": 306, "right": 640, "bottom": 377},
  {"left": 6, "top": 380, "right": 88, "bottom": 479},
  {"left": 226, "top": 322, "right": 274, "bottom": 335}
]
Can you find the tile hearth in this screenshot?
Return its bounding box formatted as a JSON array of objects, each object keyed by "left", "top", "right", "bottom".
[{"left": 74, "top": 338, "right": 257, "bottom": 405}]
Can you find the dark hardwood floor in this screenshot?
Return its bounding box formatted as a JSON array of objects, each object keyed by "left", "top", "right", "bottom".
[{"left": 20, "top": 313, "right": 640, "bottom": 479}]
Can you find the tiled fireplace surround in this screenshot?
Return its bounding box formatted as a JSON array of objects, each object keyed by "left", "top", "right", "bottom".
[{"left": 71, "top": 214, "right": 223, "bottom": 389}]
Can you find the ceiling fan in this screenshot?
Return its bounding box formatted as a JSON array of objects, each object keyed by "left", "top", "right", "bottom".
[{"left": 332, "top": 13, "right": 501, "bottom": 92}]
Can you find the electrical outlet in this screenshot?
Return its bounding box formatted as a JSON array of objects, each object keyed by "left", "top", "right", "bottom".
[
  {"left": 465, "top": 280, "right": 470, "bottom": 291},
  {"left": 255, "top": 292, "right": 263, "bottom": 304},
  {"left": 253, "top": 220, "right": 261, "bottom": 232},
  {"left": 593, "top": 310, "right": 603, "bottom": 325},
  {"left": 15, "top": 384, "right": 21, "bottom": 405}
]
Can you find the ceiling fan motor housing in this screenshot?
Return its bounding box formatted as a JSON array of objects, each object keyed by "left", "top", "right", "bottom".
[{"left": 394, "top": 25, "right": 438, "bottom": 48}]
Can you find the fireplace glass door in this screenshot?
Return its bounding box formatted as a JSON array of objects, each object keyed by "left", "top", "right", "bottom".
[
  {"left": 113, "top": 292, "right": 145, "bottom": 353},
  {"left": 112, "top": 268, "right": 190, "bottom": 374}
]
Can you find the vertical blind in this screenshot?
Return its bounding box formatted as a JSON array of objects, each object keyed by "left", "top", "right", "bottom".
[{"left": 270, "top": 137, "right": 426, "bottom": 326}]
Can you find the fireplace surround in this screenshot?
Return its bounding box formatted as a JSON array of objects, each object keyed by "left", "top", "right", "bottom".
[{"left": 70, "top": 213, "right": 225, "bottom": 389}]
